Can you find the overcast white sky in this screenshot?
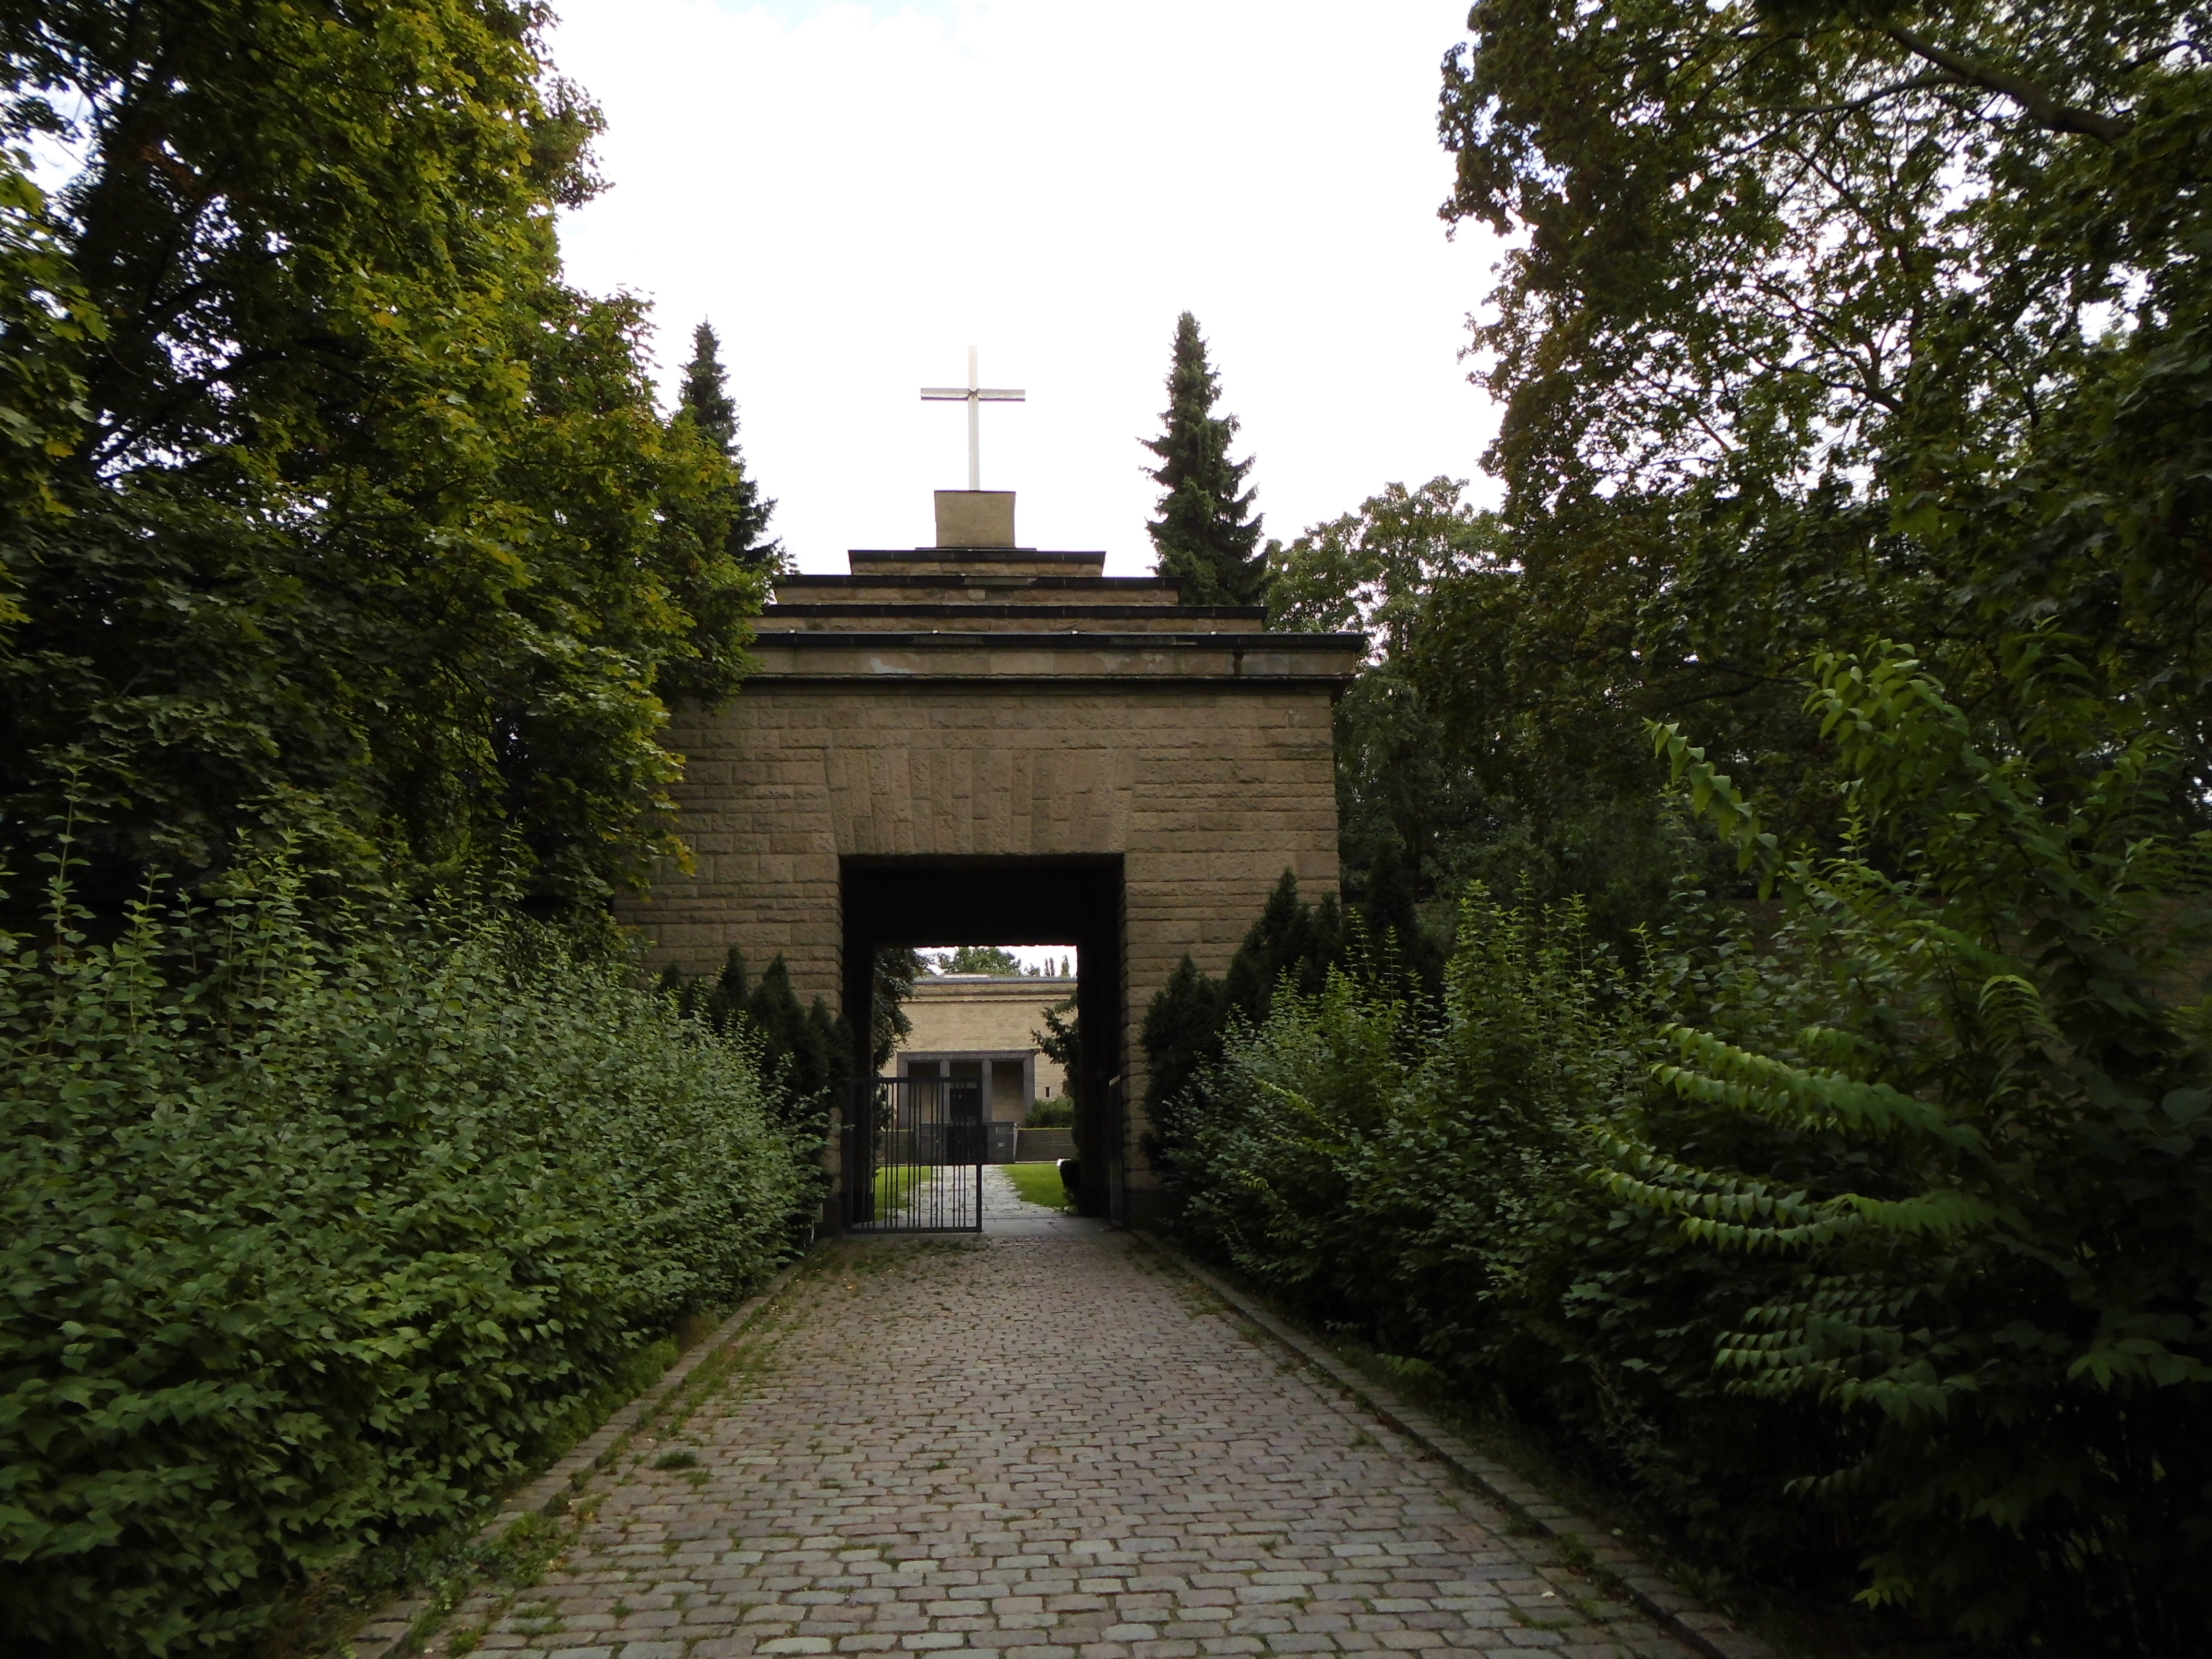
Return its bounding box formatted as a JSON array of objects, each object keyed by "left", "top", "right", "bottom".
[{"left": 547, "top": 0, "right": 1503, "bottom": 576}]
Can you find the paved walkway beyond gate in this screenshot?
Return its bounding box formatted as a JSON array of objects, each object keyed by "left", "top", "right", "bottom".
[{"left": 435, "top": 1224, "right": 1702, "bottom": 1659}]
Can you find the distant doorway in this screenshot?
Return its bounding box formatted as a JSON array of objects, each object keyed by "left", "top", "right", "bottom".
[{"left": 841, "top": 857, "right": 1123, "bottom": 1219}]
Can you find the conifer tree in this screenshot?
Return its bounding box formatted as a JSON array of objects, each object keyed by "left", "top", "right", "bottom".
[
  {"left": 1143, "top": 313, "right": 1265, "bottom": 605},
  {"left": 1141, "top": 870, "right": 1345, "bottom": 1154},
  {"left": 678, "top": 321, "right": 781, "bottom": 569}
]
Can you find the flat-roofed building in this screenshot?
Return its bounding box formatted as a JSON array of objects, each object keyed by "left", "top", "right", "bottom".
[{"left": 894, "top": 974, "right": 1075, "bottom": 1160}]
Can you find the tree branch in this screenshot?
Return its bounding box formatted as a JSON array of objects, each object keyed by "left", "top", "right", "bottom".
[{"left": 1883, "top": 26, "right": 2133, "bottom": 144}]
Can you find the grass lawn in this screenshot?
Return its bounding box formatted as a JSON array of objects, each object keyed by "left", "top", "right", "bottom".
[
  {"left": 1002, "top": 1161, "right": 1073, "bottom": 1212},
  {"left": 867, "top": 1163, "right": 925, "bottom": 1219}
]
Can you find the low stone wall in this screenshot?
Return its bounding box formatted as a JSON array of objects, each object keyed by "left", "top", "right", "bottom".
[{"left": 1011, "top": 1127, "right": 1075, "bottom": 1163}]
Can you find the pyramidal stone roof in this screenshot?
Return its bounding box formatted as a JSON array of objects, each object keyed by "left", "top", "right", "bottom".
[{"left": 751, "top": 491, "right": 1364, "bottom": 685}]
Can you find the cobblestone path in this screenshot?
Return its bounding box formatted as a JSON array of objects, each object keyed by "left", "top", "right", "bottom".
[
  {"left": 455, "top": 1235, "right": 1694, "bottom": 1659},
  {"left": 979, "top": 1164, "right": 1055, "bottom": 1220}
]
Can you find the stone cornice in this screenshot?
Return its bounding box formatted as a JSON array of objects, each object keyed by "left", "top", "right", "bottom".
[
  {"left": 773, "top": 574, "right": 1182, "bottom": 595},
  {"left": 761, "top": 604, "right": 1268, "bottom": 634},
  {"left": 742, "top": 631, "right": 1366, "bottom": 683}
]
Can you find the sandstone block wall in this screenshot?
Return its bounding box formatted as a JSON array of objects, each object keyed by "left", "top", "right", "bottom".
[
  {"left": 897, "top": 979, "right": 1077, "bottom": 1099},
  {"left": 618, "top": 677, "right": 1342, "bottom": 1181}
]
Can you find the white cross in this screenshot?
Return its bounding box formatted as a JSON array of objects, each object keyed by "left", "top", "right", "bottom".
[{"left": 921, "top": 346, "right": 1025, "bottom": 491}]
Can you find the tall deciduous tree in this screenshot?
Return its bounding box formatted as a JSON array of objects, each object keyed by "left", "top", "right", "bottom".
[
  {"left": 1268, "top": 478, "right": 1497, "bottom": 940},
  {"left": 1415, "top": 0, "right": 2212, "bottom": 935},
  {"left": 871, "top": 945, "right": 923, "bottom": 1070},
  {"left": 932, "top": 944, "right": 1025, "bottom": 975},
  {"left": 0, "top": 0, "right": 764, "bottom": 911},
  {"left": 1143, "top": 312, "right": 1265, "bottom": 606},
  {"left": 676, "top": 320, "right": 781, "bottom": 571}
]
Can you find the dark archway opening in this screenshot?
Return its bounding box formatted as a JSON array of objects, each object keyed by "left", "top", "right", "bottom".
[{"left": 842, "top": 856, "right": 1123, "bottom": 1219}]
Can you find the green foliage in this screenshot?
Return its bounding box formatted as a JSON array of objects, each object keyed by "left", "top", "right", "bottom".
[
  {"left": 930, "top": 944, "right": 1026, "bottom": 975},
  {"left": 678, "top": 322, "right": 741, "bottom": 457},
  {"left": 1167, "top": 644, "right": 2212, "bottom": 1651},
  {"left": 1142, "top": 870, "right": 1346, "bottom": 1159},
  {"left": 1022, "top": 1096, "right": 1074, "bottom": 1129},
  {"left": 1395, "top": 0, "right": 2212, "bottom": 951},
  {"left": 1221, "top": 869, "right": 1347, "bottom": 1023},
  {"left": 1143, "top": 312, "right": 1265, "bottom": 606},
  {"left": 1140, "top": 953, "right": 1231, "bottom": 1151},
  {"left": 1441, "top": 0, "right": 2202, "bottom": 515},
  {"left": 871, "top": 946, "right": 923, "bottom": 1071},
  {"left": 1033, "top": 993, "right": 1079, "bottom": 1081},
  {"left": 738, "top": 957, "right": 852, "bottom": 1122},
  {"left": 658, "top": 947, "right": 854, "bottom": 1127},
  {"left": 0, "top": 155, "right": 102, "bottom": 543},
  {"left": 1268, "top": 477, "right": 1491, "bottom": 653},
  {"left": 1268, "top": 479, "right": 1496, "bottom": 959},
  {"left": 1603, "top": 641, "right": 2212, "bottom": 1646},
  {"left": 1174, "top": 888, "right": 1640, "bottom": 1353},
  {"left": 0, "top": 0, "right": 766, "bottom": 907},
  {"left": 0, "top": 856, "right": 813, "bottom": 1658}
]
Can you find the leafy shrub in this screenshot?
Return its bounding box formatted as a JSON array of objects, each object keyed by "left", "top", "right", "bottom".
[
  {"left": 1167, "top": 640, "right": 2212, "bottom": 1652},
  {"left": 1174, "top": 888, "right": 1646, "bottom": 1370},
  {"left": 1142, "top": 870, "right": 1347, "bottom": 1162},
  {"left": 0, "top": 859, "right": 814, "bottom": 1657},
  {"left": 1032, "top": 994, "right": 1079, "bottom": 1094},
  {"left": 1601, "top": 641, "right": 2212, "bottom": 1647},
  {"left": 656, "top": 945, "right": 855, "bottom": 1132}
]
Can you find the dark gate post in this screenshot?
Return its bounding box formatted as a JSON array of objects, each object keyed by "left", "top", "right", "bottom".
[
  {"left": 1105, "top": 1073, "right": 1127, "bottom": 1225},
  {"left": 840, "top": 1078, "right": 875, "bottom": 1230}
]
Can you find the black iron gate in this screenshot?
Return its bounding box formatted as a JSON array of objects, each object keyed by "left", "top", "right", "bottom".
[{"left": 841, "top": 1075, "right": 985, "bottom": 1232}]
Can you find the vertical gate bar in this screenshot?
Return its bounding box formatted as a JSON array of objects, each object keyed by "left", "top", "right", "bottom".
[{"left": 846, "top": 1072, "right": 993, "bottom": 1234}]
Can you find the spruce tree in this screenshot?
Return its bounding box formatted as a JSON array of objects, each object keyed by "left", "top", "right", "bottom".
[
  {"left": 678, "top": 321, "right": 781, "bottom": 569},
  {"left": 1142, "top": 313, "right": 1266, "bottom": 606}
]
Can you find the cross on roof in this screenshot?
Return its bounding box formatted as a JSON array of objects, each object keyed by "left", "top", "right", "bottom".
[{"left": 921, "top": 346, "right": 1025, "bottom": 491}]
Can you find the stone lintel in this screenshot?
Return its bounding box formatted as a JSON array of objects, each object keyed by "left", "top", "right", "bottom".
[
  {"left": 765, "top": 603, "right": 1265, "bottom": 620},
  {"left": 774, "top": 576, "right": 1185, "bottom": 610},
  {"left": 777, "top": 574, "right": 1178, "bottom": 592}
]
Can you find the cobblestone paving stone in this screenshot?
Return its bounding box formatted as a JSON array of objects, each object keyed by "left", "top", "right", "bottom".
[{"left": 457, "top": 1233, "right": 1693, "bottom": 1659}]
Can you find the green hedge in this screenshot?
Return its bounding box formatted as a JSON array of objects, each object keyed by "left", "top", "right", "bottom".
[
  {"left": 0, "top": 865, "right": 815, "bottom": 1656},
  {"left": 1167, "top": 643, "right": 2212, "bottom": 1653}
]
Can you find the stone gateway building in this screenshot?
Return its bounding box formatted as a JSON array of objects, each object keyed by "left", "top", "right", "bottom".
[{"left": 618, "top": 490, "right": 1361, "bottom": 1223}]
